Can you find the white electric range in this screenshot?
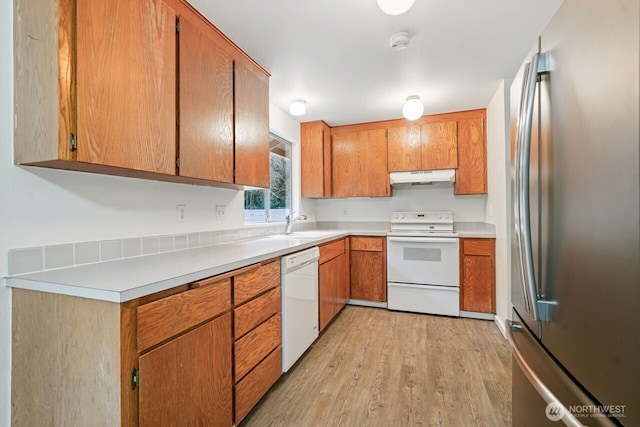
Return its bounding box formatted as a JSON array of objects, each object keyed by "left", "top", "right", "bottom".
[{"left": 386, "top": 211, "right": 460, "bottom": 317}]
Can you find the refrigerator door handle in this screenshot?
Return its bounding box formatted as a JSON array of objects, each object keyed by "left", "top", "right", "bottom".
[
  {"left": 514, "top": 62, "right": 530, "bottom": 311},
  {"left": 508, "top": 321, "right": 585, "bottom": 427},
  {"left": 520, "top": 52, "right": 541, "bottom": 320},
  {"left": 515, "top": 58, "right": 538, "bottom": 319},
  {"left": 517, "top": 51, "right": 552, "bottom": 321}
]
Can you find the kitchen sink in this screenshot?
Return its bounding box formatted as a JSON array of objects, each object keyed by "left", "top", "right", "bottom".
[{"left": 266, "top": 230, "right": 342, "bottom": 240}]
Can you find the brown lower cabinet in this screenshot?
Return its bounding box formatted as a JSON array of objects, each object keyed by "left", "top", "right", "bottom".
[
  {"left": 11, "top": 260, "right": 282, "bottom": 426},
  {"left": 460, "top": 238, "right": 496, "bottom": 313},
  {"left": 350, "top": 236, "right": 387, "bottom": 302},
  {"left": 232, "top": 260, "right": 282, "bottom": 424},
  {"left": 139, "top": 313, "right": 233, "bottom": 427},
  {"left": 318, "top": 238, "right": 348, "bottom": 331}
]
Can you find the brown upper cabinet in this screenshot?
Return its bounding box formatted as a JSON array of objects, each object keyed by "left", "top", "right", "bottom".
[
  {"left": 388, "top": 120, "right": 458, "bottom": 172},
  {"left": 300, "top": 109, "right": 487, "bottom": 198},
  {"left": 178, "top": 12, "right": 234, "bottom": 183},
  {"left": 233, "top": 59, "right": 271, "bottom": 188},
  {"left": 331, "top": 126, "right": 390, "bottom": 198},
  {"left": 300, "top": 121, "right": 332, "bottom": 197},
  {"left": 455, "top": 116, "right": 487, "bottom": 194},
  {"left": 77, "top": 0, "right": 177, "bottom": 175},
  {"left": 14, "top": 0, "right": 270, "bottom": 188}
]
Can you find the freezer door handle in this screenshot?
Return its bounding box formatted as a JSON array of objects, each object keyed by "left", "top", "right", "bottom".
[{"left": 507, "top": 320, "right": 585, "bottom": 427}]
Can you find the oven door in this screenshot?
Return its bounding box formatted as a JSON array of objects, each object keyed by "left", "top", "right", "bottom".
[{"left": 387, "top": 236, "right": 460, "bottom": 286}]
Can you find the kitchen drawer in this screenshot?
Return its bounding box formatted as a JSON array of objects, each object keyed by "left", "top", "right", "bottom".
[
  {"left": 235, "top": 346, "right": 282, "bottom": 424},
  {"left": 234, "top": 260, "right": 280, "bottom": 306},
  {"left": 234, "top": 287, "right": 281, "bottom": 339},
  {"left": 235, "top": 313, "right": 281, "bottom": 381},
  {"left": 351, "top": 236, "right": 384, "bottom": 252},
  {"left": 462, "top": 238, "right": 494, "bottom": 256},
  {"left": 319, "top": 239, "right": 345, "bottom": 264},
  {"left": 137, "top": 278, "right": 231, "bottom": 353}
]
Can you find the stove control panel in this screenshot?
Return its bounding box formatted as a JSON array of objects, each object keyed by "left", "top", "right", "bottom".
[{"left": 391, "top": 211, "right": 453, "bottom": 224}]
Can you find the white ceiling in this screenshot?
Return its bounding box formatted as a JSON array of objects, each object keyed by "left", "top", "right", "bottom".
[{"left": 189, "top": 0, "right": 563, "bottom": 126}]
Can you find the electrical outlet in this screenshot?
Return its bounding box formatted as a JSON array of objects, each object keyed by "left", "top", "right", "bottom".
[
  {"left": 177, "top": 204, "right": 186, "bottom": 222},
  {"left": 215, "top": 205, "right": 226, "bottom": 221},
  {"left": 343, "top": 207, "right": 348, "bottom": 216}
]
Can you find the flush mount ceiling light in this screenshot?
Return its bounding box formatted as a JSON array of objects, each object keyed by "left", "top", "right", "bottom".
[
  {"left": 377, "top": 0, "right": 416, "bottom": 16},
  {"left": 402, "top": 95, "right": 424, "bottom": 121},
  {"left": 289, "top": 99, "right": 306, "bottom": 116}
]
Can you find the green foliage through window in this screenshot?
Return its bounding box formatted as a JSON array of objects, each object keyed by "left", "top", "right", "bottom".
[{"left": 244, "top": 134, "right": 292, "bottom": 223}]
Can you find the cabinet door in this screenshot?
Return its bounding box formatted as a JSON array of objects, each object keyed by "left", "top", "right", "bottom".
[
  {"left": 460, "top": 238, "right": 495, "bottom": 313},
  {"left": 360, "top": 129, "right": 390, "bottom": 196},
  {"left": 387, "top": 124, "right": 422, "bottom": 172},
  {"left": 319, "top": 257, "right": 338, "bottom": 331},
  {"left": 301, "top": 121, "right": 332, "bottom": 197},
  {"left": 332, "top": 129, "right": 389, "bottom": 197},
  {"left": 334, "top": 254, "right": 347, "bottom": 313},
  {"left": 461, "top": 255, "right": 494, "bottom": 313},
  {"left": 139, "top": 312, "right": 232, "bottom": 427},
  {"left": 76, "top": 0, "right": 176, "bottom": 174},
  {"left": 234, "top": 60, "right": 270, "bottom": 188},
  {"left": 420, "top": 121, "right": 458, "bottom": 170},
  {"left": 331, "top": 131, "right": 360, "bottom": 198},
  {"left": 351, "top": 251, "right": 386, "bottom": 302},
  {"left": 178, "top": 14, "right": 233, "bottom": 182},
  {"left": 455, "top": 117, "right": 487, "bottom": 194}
]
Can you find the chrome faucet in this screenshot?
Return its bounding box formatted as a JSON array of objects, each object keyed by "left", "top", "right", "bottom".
[{"left": 284, "top": 212, "right": 307, "bottom": 234}]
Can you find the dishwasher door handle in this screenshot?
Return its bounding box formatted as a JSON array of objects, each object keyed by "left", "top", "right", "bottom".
[{"left": 285, "top": 259, "right": 319, "bottom": 274}]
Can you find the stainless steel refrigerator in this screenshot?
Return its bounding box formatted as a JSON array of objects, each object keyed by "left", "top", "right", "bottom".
[{"left": 509, "top": 0, "right": 639, "bottom": 425}]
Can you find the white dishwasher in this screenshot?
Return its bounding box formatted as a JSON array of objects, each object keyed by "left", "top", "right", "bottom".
[{"left": 281, "top": 246, "right": 320, "bottom": 372}]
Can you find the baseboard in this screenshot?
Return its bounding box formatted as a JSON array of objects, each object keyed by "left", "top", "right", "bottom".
[
  {"left": 347, "top": 299, "right": 388, "bottom": 309},
  {"left": 494, "top": 314, "right": 508, "bottom": 340},
  {"left": 459, "top": 310, "right": 495, "bottom": 320}
]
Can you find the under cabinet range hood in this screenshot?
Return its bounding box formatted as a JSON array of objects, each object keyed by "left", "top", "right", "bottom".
[{"left": 389, "top": 169, "right": 456, "bottom": 186}]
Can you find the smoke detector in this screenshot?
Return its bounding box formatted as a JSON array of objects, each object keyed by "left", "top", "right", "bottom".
[{"left": 390, "top": 32, "right": 410, "bottom": 50}]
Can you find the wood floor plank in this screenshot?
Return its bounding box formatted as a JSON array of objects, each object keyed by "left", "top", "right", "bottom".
[{"left": 240, "top": 306, "right": 511, "bottom": 427}]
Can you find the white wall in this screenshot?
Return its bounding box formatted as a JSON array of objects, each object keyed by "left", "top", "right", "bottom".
[
  {"left": 269, "top": 104, "right": 318, "bottom": 222},
  {"left": 0, "top": 9, "right": 300, "bottom": 419},
  {"left": 485, "top": 80, "right": 512, "bottom": 338},
  {"left": 316, "top": 186, "right": 486, "bottom": 222}
]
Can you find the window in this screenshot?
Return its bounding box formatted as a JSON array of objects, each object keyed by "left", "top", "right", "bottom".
[{"left": 244, "top": 134, "right": 292, "bottom": 223}]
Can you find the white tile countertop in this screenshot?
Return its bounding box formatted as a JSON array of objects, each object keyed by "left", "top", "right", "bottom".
[
  {"left": 454, "top": 222, "right": 497, "bottom": 238},
  {"left": 5, "top": 230, "right": 387, "bottom": 303},
  {"left": 5, "top": 225, "right": 492, "bottom": 303}
]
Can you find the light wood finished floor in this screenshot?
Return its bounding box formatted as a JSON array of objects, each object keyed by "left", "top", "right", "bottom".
[{"left": 240, "top": 306, "right": 511, "bottom": 427}]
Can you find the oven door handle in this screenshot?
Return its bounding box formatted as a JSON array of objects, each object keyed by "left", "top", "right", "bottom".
[
  {"left": 387, "top": 237, "right": 458, "bottom": 244},
  {"left": 388, "top": 282, "right": 460, "bottom": 291}
]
